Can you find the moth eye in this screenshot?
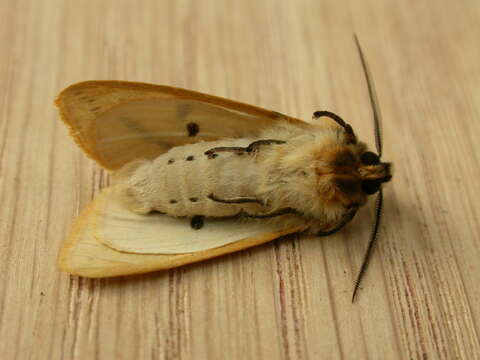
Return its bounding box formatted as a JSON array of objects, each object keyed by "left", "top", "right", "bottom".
[
  {"left": 362, "top": 180, "right": 380, "bottom": 195},
  {"left": 361, "top": 151, "right": 380, "bottom": 165}
]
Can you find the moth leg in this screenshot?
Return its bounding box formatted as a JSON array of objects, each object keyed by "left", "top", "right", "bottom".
[
  {"left": 242, "top": 207, "right": 301, "bottom": 219},
  {"left": 208, "top": 193, "right": 264, "bottom": 205},
  {"left": 204, "top": 146, "right": 246, "bottom": 158},
  {"left": 204, "top": 207, "right": 300, "bottom": 221},
  {"left": 316, "top": 207, "right": 358, "bottom": 236},
  {"left": 204, "top": 139, "right": 285, "bottom": 158},
  {"left": 245, "top": 139, "right": 286, "bottom": 154},
  {"left": 190, "top": 215, "right": 205, "bottom": 230}
]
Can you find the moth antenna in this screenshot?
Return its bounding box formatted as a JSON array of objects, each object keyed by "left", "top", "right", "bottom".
[
  {"left": 352, "top": 188, "right": 383, "bottom": 302},
  {"left": 352, "top": 35, "right": 387, "bottom": 302},
  {"left": 354, "top": 35, "right": 383, "bottom": 157}
]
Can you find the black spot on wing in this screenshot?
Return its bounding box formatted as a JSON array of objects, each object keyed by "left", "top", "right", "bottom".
[{"left": 186, "top": 122, "right": 199, "bottom": 137}]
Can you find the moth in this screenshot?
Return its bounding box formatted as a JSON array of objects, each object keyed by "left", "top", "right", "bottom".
[{"left": 57, "top": 37, "right": 391, "bottom": 301}]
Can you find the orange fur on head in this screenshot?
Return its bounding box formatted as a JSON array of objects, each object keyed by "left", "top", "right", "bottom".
[{"left": 313, "top": 144, "right": 368, "bottom": 209}]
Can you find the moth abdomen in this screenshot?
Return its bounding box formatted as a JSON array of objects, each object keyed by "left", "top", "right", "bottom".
[{"left": 115, "top": 137, "right": 264, "bottom": 219}]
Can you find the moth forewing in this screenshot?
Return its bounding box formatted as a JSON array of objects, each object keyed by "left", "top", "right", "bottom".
[{"left": 56, "top": 81, "right": 307, "bottom": 170}]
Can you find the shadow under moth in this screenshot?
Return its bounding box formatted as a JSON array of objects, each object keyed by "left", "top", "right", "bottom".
[{"left": 56, "top": 37, "right": 392, "bottom": 301}]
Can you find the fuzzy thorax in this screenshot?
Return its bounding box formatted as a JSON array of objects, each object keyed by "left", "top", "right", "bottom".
[{"left": 255, "top": 125, "right": 355, "bottom": 230}]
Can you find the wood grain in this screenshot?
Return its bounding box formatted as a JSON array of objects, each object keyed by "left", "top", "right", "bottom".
[{"left": 1, "top": 0, "right": 479, "bottom": 359}]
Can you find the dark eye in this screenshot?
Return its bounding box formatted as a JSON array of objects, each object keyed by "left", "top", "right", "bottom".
[
  {"left": 362, "top": 180, "right": 380, "bottom": 195},
  {"left": 361, "top": 152, "right": 380, "bottom": 165}
]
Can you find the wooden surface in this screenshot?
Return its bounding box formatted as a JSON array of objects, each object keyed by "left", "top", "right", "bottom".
[{"left": 1, "top": 0, "right": 480, "bottom": 359}]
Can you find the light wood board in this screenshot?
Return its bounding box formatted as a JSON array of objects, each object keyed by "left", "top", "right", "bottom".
[{"left": 1, "top": 0, "right": 479, "bottom": 359}]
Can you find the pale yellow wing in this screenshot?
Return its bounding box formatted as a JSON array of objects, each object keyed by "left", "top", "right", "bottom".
[
  {"left": 96, "top": 186, "right": 296, "bottom": 254},
  {"left": 59, "top": 187, "right": 304, "bottom": 278},
  {"left": 56, "top": 80, "right": 308, "bottom": 170}
]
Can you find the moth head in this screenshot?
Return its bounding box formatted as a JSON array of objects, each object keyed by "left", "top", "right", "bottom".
[
  {"left": 315, "top": 143, "right": 392, "bottom": 210},
  {"left": 358, "top": 151, "right": 392, "bottom": 194}
]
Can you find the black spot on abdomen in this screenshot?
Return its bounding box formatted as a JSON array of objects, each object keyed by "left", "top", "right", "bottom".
[{"left": 190, "top": 215, "right": 204, "bottom": 230}]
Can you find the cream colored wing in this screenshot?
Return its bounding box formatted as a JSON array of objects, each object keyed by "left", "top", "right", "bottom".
[
  {"left": 56, "top": 81, "right": 308, "bottom": 170},
  {"left": 59, "top": 186, "right": 304, "bottom": 278},
  {"left": 96, "top": 186, "right": 293, "bottom": 254}
]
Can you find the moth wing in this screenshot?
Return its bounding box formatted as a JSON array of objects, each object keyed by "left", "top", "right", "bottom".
[
  {"left": 56, "top": 80, "right": 307, "bottom": 170},
  {"left": 59, "top": 187, "right": 304, "bottom": 278}
]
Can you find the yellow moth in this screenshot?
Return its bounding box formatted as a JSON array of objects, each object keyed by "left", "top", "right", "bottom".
[{"left": 56, "top": 38, "right": 391, "bottom": 301}]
